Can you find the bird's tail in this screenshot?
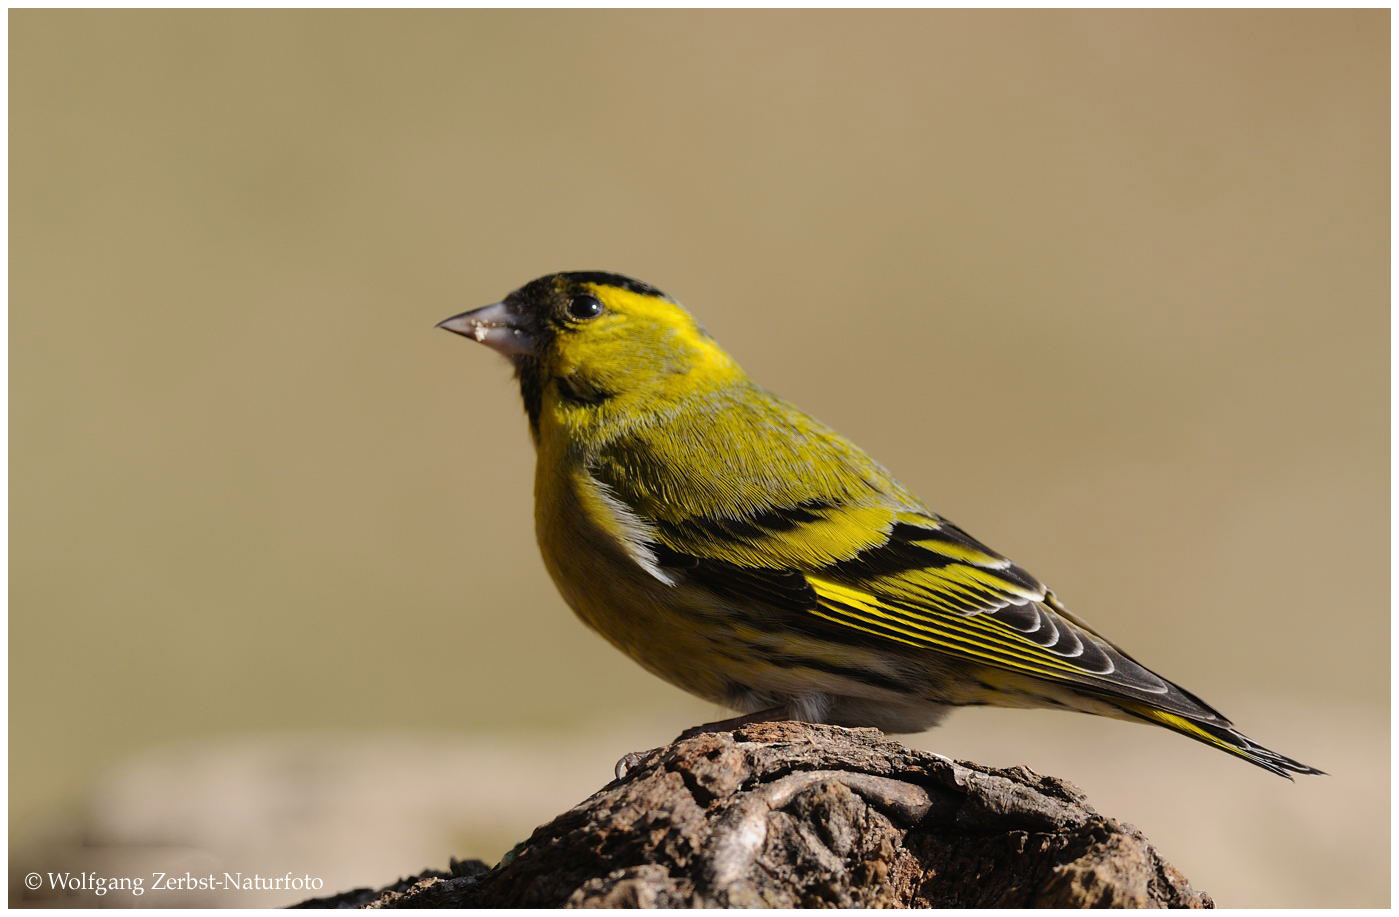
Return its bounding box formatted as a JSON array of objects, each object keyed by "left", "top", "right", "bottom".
[{"left": 1116, "top": 701, "right": 1324, "bottom": 780}]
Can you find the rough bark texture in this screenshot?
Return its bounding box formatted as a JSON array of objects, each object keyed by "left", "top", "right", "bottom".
[{"left": 296, "top": 722, "right": 1211, "bottom": 908}]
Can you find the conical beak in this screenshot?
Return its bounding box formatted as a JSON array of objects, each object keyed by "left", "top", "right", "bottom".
[{"left": 435, "top": 301, "right": 535, "bottom": 356}]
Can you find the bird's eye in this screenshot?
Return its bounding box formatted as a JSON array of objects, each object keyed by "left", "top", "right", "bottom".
[{"left": 565, "top": 294, "right": 603, "bottom": 321}]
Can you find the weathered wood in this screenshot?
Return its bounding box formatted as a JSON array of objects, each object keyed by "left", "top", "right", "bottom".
[{"left": 296, "top": 722, "right": 1211, "bottom": 908}]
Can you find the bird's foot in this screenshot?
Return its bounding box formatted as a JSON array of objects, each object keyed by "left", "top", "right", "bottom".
[{"left": 613, "top": 748, "right": 659, "bottom": 780}]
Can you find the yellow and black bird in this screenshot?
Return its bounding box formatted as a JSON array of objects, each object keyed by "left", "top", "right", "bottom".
[{"left": 438, "top": 271, "right": 1319, "bottom": 779}]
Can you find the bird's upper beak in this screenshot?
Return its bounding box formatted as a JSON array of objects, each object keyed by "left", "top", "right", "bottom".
[{"left": 435, "top": 301, "right": 535, "bottom": 356}]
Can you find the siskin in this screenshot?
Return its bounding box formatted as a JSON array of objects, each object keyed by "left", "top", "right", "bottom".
[{"left": 438, "top": 271, "right": 1319, "bottom": 779}]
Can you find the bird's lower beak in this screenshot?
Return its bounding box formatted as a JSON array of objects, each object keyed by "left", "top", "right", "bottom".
[{"left": 435, "top": 301, "right": 535, "bottom": 356}]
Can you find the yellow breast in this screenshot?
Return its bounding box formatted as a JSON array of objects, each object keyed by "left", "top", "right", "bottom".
[{"left": 532, "top": 445, "right": 739, "bottom": 704}]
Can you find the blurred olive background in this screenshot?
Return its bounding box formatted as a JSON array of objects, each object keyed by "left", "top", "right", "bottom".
[{"left": 11, "top": 9, "right": 1387, "bottom": 908}]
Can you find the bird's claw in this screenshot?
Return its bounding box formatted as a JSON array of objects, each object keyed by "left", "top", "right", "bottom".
[{"left": 614, "top": 750, "right": 651, "bottom": 780}]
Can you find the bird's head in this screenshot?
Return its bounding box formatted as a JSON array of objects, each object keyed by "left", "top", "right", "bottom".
[{"left": 438, "top": 271, "right": 743, "bottom": 436}]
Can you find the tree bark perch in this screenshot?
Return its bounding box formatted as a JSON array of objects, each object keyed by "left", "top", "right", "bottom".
[{"left": 296, "top": 722, "right": 1211, "bottom": 908}]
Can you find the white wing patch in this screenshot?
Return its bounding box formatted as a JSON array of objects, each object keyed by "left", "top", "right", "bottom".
[{"left": 585, "top": 473, "right": 678, "bottom": 586}]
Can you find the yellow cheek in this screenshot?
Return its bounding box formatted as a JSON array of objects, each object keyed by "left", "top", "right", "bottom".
[{"left": 548, "top": 328, "right": 596, "bottom": 378}]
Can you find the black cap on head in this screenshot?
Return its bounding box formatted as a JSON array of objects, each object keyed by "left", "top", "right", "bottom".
[{"left": 554, "top": 271, "right": 672, "bottom": 301}]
